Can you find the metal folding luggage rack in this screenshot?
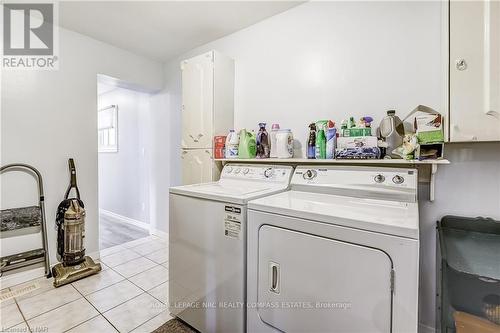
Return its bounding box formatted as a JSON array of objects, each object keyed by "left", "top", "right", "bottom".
[{"left": 0, "top": 164, "right": 51, "bottom": 278}]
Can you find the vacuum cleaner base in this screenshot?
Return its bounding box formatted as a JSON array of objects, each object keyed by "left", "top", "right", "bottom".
[{"left": 52, "top": 256, "right": 101, "bottom": 287}]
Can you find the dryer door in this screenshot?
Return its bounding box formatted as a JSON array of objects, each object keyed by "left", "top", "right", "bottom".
[{"left": 257, "top": 225, "right": 393, "bottom": 333}]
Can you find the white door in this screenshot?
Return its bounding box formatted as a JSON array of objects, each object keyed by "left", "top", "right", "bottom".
[
  {"left": 258, "top": 225, "right": 393, "bottom": 333},
  {"left": 181, "top": 52, "right": 214, "bottom": 148},
  {"left": 181, "top": 149, "right": 213, "bottom": 185},
  {"left": 450, "top": 1, "right": 500, "bottom": 141}
]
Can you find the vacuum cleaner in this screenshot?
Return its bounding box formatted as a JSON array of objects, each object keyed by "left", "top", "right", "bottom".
[{"left": 52, "top": 158, "right": 101, "bottom": 287}]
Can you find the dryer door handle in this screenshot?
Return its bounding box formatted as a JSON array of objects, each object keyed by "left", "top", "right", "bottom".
[{"left": 269, "top": 261, "right": 280, "bottom": 294}]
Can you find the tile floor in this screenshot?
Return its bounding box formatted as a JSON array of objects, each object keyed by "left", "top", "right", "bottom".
[{"left": 1, "top": 236, "right": 171, "bottom": 333}]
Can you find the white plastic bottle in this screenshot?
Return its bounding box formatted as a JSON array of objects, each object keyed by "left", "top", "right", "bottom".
[
  {"left": 269, "top": 123, "right": 280, "bottom": 158},
  {"left": 225, "top": 130, "right": 239, "bottom": 158},
  {"left": 276, "top": 129, "right": 294, "bottom": 158}
]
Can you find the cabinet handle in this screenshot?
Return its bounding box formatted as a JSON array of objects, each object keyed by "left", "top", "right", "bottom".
[
  {"left": 189, "top": 134, "right": 203, "bottom": 143},
  {"left": 485, "top": 110, "right": 499, "bottom": 118},
  {"left": 269, "top": 262, "right": 280, "bottom": 294},
  {"left": 455, "top": 58, "right": 467, "bottom": 71}
]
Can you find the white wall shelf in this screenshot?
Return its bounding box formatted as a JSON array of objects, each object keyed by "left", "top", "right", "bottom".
[
  {"left": 215, "top": 158, "right": 450, "bottom": 202},
  {"left": 215, "top": 158, "right": 449, "bottom": 165}
]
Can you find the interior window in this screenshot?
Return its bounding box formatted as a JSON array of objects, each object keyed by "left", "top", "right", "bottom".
[{"left": 98, "top": 105, "right": 118, "bottom": 153}]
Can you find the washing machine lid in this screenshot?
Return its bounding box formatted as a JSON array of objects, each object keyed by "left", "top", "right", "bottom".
[
  {"left": 170, "top": 180, "right": 286, "bottom": 204},
  {"left": 249, "top": 190, "right": 419, "bottom": 239},
  {"left": 169, "top": 164, "right": 294, "bottom": 204}
]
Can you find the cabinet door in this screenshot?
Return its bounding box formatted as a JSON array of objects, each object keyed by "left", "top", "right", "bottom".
[
  {"left": 450, "top": 1, "right": 500, "bottom": 141},
  {"left": 181, "top": 149, "right": 213, "bottom": 185},
  {"left": 181, "top": 52, "right": 214, "bottom": 148}
]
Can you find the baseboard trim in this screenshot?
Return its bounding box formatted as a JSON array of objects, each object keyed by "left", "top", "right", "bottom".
[
  {"left": 150, "top": 228, "right": 168, "bottom": 240},
  {"left": 0, "top": 251, "right": 100, "bottom": 289},
  {"left": 100, "top": 209, "right": 150, "bottom": 232},
  {"left": 419, "top": 323, "right": 436, "bottom": 333}
]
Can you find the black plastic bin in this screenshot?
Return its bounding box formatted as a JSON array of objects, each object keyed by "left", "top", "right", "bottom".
[{"left": 437, "top": 215, "right": 500, "bottom": 333}]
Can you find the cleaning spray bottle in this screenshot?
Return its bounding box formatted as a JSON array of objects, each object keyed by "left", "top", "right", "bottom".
[
  {"left": 315, "top": 120, "right": 327, "bottom": 159},
  {"left": 238, "top": 129, "right": 257, "bottom": 159},
  {"left": 326, "top": 120, "right": 337, "bottom": 159},
  {"left": 307, "top": 123, "right": 316, "bottom": 159}
]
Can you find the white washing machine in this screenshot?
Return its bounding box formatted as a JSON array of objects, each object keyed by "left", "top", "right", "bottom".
[
  {"left": 169, "top": 164, "right": 294, "bottom": 333},
  {"left": 247, "top": 166, "right": 420, "bottom": 333}
]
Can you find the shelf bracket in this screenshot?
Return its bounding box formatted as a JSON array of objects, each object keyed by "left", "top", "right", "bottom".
[{"left": 430, "top": 163, "right": 438, "bottom": 202}]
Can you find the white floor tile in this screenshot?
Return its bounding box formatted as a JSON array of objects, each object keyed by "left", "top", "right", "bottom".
[
  {"left": 100, "top": 249, "right": 141, "bottom": 267},
  {"left": 112, "top": 257, "right": 157, "bottom": 278},
  {"left": 1, "top": 302, "right": 24, "bottom": 330},
  {"left": 11, "top": 277, "right": 55, "bottom": 302},
  {"left": 129, "top": 310, "right": 172, "bottom": 333},
  {"left": 122, "top": 237, "right": 153, "bottom": 249},
  {"left": 96, "top": 261, "right": 111, "bottom": 270},
  {"left": 103, "top": 293, "right": 164, "bottom": 333},
  {"left": 130, "top": 241, "right": 166, "bottom": 256},
  {"left": 144, "top": 248, "right": 168, "bottom": 264},
  {"left": 86, "top": 280, "right": 143, "bottom": 313},
  {"left": 146, "top": 282, "right": 168, "bottom": 305},
  {"left": 66, "top": 315, "right": 118, "bottom": 333},
  {"left": 129, "top": 265, "right": 168, "bottom": 291},
  {"left": 27, "top": 298, "right": 98, "bottom": 333},
  {"left": 72, "top": 268, "right": 124, "bottom": 295},
  {"left": 2, "top": 321, "right": 30, "bottom": 333},
  {"left": 17, "top": 284, "right": 81, "bottom": 319},
  {"left": 100, "top": 244, "right": 126, "bottom": 257}
]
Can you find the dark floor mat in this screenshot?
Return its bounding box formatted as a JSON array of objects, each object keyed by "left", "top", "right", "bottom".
[{"left": 152, "top": 318, "right": 199, "bottom": 333}]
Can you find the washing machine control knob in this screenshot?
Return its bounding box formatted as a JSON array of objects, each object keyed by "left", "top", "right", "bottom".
[
  {"left": 242, "top": 168, "right": 250, "bottom": 175},
  {"left": 303, "top": 169, "right": 317, "bottom": 180},
  {"left": 374, "top": 174, "right": 385, "bottom": 183},
  {"left": 226, "top": 167, "right": 233, "bottom": 173},
  {"left": 392, "top": 175, "right": 404, "bottom": 184},
  {"left": 264, "top": 168, "right": 274, "bottom": 178},
  {"left": 234, "top": 168, "right": 241, "bottom": 174}
]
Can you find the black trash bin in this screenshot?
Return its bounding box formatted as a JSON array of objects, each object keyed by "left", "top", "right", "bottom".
[{"left": 437, "top": 215, "right": 500, "bottom": 333}]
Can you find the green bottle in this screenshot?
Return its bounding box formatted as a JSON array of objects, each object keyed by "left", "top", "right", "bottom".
[
  {"left": 238, "top": 129, "right": 257, "bottom": 159},
  {"left": 315, "top": 120, "right": 327, "bottom": 159}
]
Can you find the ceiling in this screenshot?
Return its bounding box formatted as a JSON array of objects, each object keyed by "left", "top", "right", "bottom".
[{"left": 59, "top": 1, "right": 302, "bottom": 62}]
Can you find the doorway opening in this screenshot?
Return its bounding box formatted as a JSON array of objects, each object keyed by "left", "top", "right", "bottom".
[{"left": 97, "top": 75, "right": 151, "bottom": 250}]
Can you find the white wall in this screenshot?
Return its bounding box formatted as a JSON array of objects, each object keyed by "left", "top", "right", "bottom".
[
  {"left": 147, "top": 91, "right": 171, "bottom": 235},
  {"left": 98, "top": 86, "right": 151, "bottom": 224},
  {"left": 1, "top": 26, "right": 163, "bottom": 265},
  {"left": 165, "top": 1, "right": 442, "bottom": 162},
  {"left": 162, "top": 1, "right": 500, "bottom": 330}
]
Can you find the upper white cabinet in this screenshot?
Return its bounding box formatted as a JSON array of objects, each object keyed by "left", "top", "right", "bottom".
[
  {"left": 181, "top": 149, "right": 215, "bottom": 185},
  {"left": 181, "top": 51, "right": 234, "bottom": 149},
  {"left": 450, "top": 0, "right": 500, "bottom": 142}
]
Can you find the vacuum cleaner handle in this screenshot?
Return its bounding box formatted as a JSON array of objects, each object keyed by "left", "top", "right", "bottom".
[{"left": 64, "top": 158, "right": 81, "bottom": 200}]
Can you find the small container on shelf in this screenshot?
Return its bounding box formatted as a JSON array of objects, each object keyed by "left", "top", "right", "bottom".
[
  {"left": 341, "top": 128, "right": 372, "bottom": 137},
  {"left": 214, "top": 136, "right": 226, "bottom": 159}
]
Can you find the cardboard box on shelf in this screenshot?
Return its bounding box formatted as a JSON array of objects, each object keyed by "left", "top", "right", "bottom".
[
  {"left": 415, "top": 113, "right": 444, "bottom": 143},
  {"left": 214, "top": 136, "right": 226, "bottom": 159},
  {"left": 337, "top": 136, "right": 378, "bottom": 150},
  {"left": 415, "top": 142, "right": 444, "bottom": 160},
  {"left": 404, "top": 105, "right": 444, "bottom": 143}
]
